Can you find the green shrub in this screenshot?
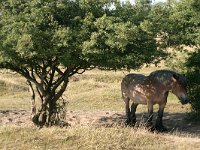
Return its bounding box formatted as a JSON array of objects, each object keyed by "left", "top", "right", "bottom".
[{"left": 186, "top": 49, "right": 200, "bottom": 120}]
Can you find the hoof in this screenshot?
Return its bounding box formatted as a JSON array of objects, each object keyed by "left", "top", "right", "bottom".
[
  {"left": 144, "top": 122, "right": 154, "bottom": 132},
  {"left": 124, "top": 120, "right": 136, "bottom": 127},
  {"left": 154, "top": 125, "right": 168, "bottom": 132},
  {"left": 145, "top": 121, "right": 153, "bottom": 128}
]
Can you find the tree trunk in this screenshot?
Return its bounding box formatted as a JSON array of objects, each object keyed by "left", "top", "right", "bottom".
[
  {"left": 31, "top": 95, "right": 59, "bottom": 127},
  {"left": 27, "top": 80, "right": 36, "bottom": 117},
  {"left": 29, "top": 79, "right": 69, "bottom": 127}
]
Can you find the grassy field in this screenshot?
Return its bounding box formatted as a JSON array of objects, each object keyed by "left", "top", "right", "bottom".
[
  {"left": 1, "top": 125, "right": 200, "bottom": 150},
  {"left": 0, "top": 67, "right": 200, "bottom": 150}
]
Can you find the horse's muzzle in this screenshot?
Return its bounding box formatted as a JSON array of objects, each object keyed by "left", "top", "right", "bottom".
[{"left": 179, "top": 96, "right": 189, "bottom": 105}]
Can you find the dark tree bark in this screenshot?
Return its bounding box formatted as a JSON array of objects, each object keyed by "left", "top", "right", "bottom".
[{"left": 28, "top": 67, "right": 70, "bottom": 127}]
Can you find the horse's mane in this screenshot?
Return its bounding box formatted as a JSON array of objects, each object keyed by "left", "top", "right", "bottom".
[{"left": 148, "top": 70, "right": 184, "bottom": 85}]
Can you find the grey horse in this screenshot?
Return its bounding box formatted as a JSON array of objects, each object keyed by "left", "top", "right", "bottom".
[{"left": 121, "top": 70, "right": 188, "bottom": 131}]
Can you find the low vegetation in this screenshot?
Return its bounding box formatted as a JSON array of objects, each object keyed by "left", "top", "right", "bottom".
[{"left": 0, "top": 125, "right": 200, "bottom": 150}]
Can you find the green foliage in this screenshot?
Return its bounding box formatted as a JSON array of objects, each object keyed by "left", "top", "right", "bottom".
[
  {"left": 148, "top": 0, "right": 200, "bottom": 118},
  {"left": 149, "top": 0, "right": 199, "bottom": 46},
  {"left": 163, "top": 0, "right": 200, "bottom": 118},
  {"left": 191, "top": 0, "right": 200, "bottom": 11},
  {"left": 0, "top": 0, "right": 164, "bottom": 72},
  {"left": 184, "top": 0, "right": 200, "bottom": 119},
  {"left": 168, "top": 0, "right": 199, "bottom": 46},
  {"left": 0, "top": 0, "right": 166, "bottom": 126},
  {"left": 165, "top": 48, "right": 189, "bottom": 73},
  {"left": 114, "top": 0, "right": 151, "bottom": 24},
  {"left": 148, "top": 2, "right": 170, "bottom": 33},
  {"left": 186, "top": 49, "right": 200, "bottom": 120}
]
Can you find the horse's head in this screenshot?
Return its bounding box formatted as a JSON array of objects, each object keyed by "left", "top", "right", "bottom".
[{"left": 171, "top": 74, "right": 189, "bottom": 105}]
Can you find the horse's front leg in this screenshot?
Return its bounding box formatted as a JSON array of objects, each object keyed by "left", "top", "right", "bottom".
[
  {"left": 146, "top": 102, "right": 153, "bottom": 128},
  {"left": 155, "top": 103, "right": 167, "bottom": 132}
]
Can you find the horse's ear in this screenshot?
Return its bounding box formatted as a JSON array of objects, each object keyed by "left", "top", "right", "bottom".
[{"left": 171, "top": 74, "right": 179, "bottom": 82}]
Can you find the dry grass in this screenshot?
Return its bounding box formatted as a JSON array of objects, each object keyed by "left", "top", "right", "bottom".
[
  {"left": 0, "top": 125, "right": 200, "bottom": 150},
  {"left": 0, "top": 73, "right": 30, "bottom": 110}
]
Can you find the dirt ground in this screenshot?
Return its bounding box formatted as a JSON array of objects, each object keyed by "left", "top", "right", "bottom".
[{"left": 0, "top": 110, "right": 199, "bottom": 137}]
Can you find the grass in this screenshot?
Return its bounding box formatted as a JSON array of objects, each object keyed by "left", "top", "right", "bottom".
[
  {"left": 0, "top": 67, "right": 197, "bottom": 150},
  {"left": 0, "top": 125, "right": 200, "bottom": 150},
  {"left": 0, "top": 73, "right": 30, "bottom": 110}
]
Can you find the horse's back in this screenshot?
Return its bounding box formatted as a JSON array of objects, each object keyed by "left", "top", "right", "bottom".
[
  {"left": 121, "top": 73, "right": 148, "bottom": 103},
  {"left": 121, "top": 73, "right": 146, "bottom": 92}
]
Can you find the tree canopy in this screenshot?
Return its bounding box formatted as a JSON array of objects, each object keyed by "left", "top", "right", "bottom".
[
  {"left": 148, "top": 0, "right": 199, "bottom": 47},
  {"left": 0, "top": 0, "right": 165, "bottom": 126}
]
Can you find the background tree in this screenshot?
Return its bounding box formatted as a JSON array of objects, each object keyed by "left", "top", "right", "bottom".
[
  {"left": 149, "top": 0, "right": 200, "bottom": 119},
  {"left": 184, "top": 0, "right": 200, "bottom": 120},
  {"left": 148, "top": 0, "right": 198, "bottom": 46},
  {"left": 163, "top": 0, "right": 200, "bottom": 119},
  {"left": 0, "top": 0, "right": 165, "bottom": 127},
  {"left": 114, "top": 0, "right": 152, "bottom": 24},
  {"left": 186, "top": 49, "right": 200, "bottom": 120}
]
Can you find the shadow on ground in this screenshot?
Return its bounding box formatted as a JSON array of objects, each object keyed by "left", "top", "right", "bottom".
[{"left": 95, "top": 112, "right": 200, "bottom": 136}]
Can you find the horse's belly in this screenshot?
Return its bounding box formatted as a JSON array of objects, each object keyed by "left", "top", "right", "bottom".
[{"left": 130, "top": 92, "right": 147, "bottom": 104}]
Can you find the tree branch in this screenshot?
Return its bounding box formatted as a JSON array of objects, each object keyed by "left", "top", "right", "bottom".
[
  {"left": 52, "top": 69, "right": 69, "bottom": 93},
  {"left": 54, "top": 79, "right": 69, "bottom": 102},
  {"left": 27, "top": 80, "right": 36, "bottom": 115},
  {"left": 36, "top": 86, "right": 44, "bottom": 104}
]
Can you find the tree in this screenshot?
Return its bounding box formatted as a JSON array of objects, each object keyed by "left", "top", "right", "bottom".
[
  {"left": 184, "top": 0, "right": 200, "bottom": 119},
  {"left": 149, "top": 0, "right": 199, "bottom": 47},
  {"left": 0, "top": 0, "right": 165, "bottom": 127},
  {"left": 186, "top": 49, "right": 200, "bottom": 120},
  {"left": 114, "top": 0, "right": 152, "bottom": 25},
  {"left": 150, "top": 0, "right": 200, "bottom": 119},
  {"left": 163, "top": 0, "right": 200, "bottom": 118}
]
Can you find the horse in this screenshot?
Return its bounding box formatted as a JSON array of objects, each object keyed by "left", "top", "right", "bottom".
[{"left": 121, "top": 70, "right": 188, "bottom": 131}]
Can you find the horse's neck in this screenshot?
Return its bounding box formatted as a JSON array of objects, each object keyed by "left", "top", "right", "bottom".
[{"left": 150, "top": 77, "right": 173, "bottom": 92}]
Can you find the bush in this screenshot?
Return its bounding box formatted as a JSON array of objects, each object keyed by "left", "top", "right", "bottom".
[{"left": 186, "top": 49, "right": 200, "bottom": 120}]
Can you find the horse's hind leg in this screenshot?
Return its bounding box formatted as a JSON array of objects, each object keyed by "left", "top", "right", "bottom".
[{"left": 130, "top": 102, "right": 138, "bottom": 126}]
